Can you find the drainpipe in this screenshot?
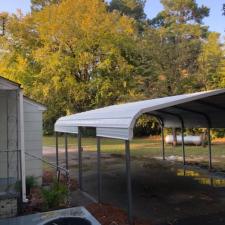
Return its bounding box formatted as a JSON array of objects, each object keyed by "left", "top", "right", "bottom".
[{"left": 19, "top": 90, "right": 28, "bottom": 203}]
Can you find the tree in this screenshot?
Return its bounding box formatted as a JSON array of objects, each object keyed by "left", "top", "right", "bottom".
[
  {"left": 144, "top": 0, "right": 210, "bottom": 96},
  {"left": 0, "top": 0, "right": 136, "bottom": 133},
  {"left": 197, "top": 32, "right": 225, "bottom": 90},
  {"left": 109, "top": 0, "right": 146, "bottom": 21},
  {"left": 159, "top": 0, "right": 209, "bottom": 24},
  {"left": 31, "top": 0, "right": 61, "bottom": 11}
]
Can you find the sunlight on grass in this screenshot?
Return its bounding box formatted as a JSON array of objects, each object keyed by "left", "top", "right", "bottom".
[{"left": 43, "top": 135, "right": 225, "bottom": 158}]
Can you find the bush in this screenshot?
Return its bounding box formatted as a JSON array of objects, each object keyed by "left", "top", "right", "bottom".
[
  {"left": 26, "top": 176, "right": 38, "bottom": 195},
  {"left": 41, "top": 180, "right": 68, "bottom": 210},
  {"left": 15, "top": 176, "right": 38, "bottom": 195}
]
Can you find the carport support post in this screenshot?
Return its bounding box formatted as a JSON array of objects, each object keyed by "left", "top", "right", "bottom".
[
  {"left": 65, "top": 133, "right": 68, "bottom": 170},
  {"left": 125, "top": 140, "right": 133, "bottom": 225},
  {"left": 97, "top": 136, "right": 102, "bottom": 203},
  {"left": 181, "top": 123, "right": 185, "bottom": 166},
  {"left": 56, "top": 132, "right": 59, "bottom": 171},
  {"left": 161, "top": 125, "right": 165, "bottom": 160},
  {"left": 208, "top": 127, "right": 212, "bottom": 170},
  {"left": 78, "top": 127, "right": 83, "bottom": 190}
]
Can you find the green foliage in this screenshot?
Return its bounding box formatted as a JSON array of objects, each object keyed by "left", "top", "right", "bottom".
[
  {"left": 160, "top": 0, "right": 209, "bottom": 24},
  {"left": 197, "top": 32, "right": 225, "bottom": 90},
  {"left": 0, "top": 0, "right": 224, "bottom": 135},
  {"left": 142, "top": 0, "right": 211, "bottom": 96},
  {"left": 134, "top": 114, "right": 160, "bottom": 137},
  {"left": 0, "top": 0, "right": 136, "bottom": 134},
  {"left": 15, "top": 176, "right": 38, "bottom": 194},
  {"left": 41, "top": 180, "right": 68, "bottom": 209},
  {"left": 26, "top": 176, "right": 38, "bottom": 193},
  {"left": 109, "top": 0, "right": 146, "bottom": 21}
]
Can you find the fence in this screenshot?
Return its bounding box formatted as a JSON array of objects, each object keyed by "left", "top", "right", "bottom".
[
  {"left": 0, "top": 150, "right": 21, "bottom": 195},
  {"left": 25, "top": 152, "right": 71, "bottom": 206}
]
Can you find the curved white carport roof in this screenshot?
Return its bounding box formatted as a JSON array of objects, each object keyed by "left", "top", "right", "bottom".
[{"left": 55, "top": 89, "right": 225, "bottom": 140}]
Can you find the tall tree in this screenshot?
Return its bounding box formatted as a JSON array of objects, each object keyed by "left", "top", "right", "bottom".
[
  {"left": 0, "top": 0, "right": 137, "bottom": 133},
  {"left": 144, "top": 0, "right": 210, "bottom": 96},
  {"left": 160, "top": 0, "right": 209, "bottom": 24},
  {"left": 109, "top": 0, "right": 146, "bottom": 21},
  {"left": 197, "top": 32, "right": 225, "bottom": 90}
]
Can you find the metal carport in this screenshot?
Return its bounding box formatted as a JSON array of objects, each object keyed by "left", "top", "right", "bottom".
[{"left": 54, "top": 89, "right": 225, "bottom": 224}]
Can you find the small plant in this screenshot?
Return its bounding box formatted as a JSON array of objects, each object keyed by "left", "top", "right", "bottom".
[
  {"left": 26, "top": 176, "right": 38, "bottom": 195},
  {"left": 15, "top": 176, "right": 38, "bottom": 195},
  {"left": 41, "top": 180, "right": 68, "bottom": 210}
]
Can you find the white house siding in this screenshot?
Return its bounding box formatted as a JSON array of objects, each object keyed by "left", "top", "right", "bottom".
[
  {"left": 24, "top": 101, "right": 43, "bottom": 184},
  {"left": 0, "top": 90, "right": 19, "bottom": 190}
]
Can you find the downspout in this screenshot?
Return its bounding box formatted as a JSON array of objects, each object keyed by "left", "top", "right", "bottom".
[{"left": 19, "top": 90, "right": 28, "bottom": 202}]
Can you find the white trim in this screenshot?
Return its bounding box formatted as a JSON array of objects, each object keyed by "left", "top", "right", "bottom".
[
  {"left": 23, "top": 97, "right": 46, "bottom": 111},
  {"left": 0, "top": 76, "right": 21, "bottom": 90},
  {"left": 19, "top": 90, "right": 28, "bottom": 202}
]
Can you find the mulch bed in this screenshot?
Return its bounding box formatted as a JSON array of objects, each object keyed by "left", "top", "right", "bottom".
[{"left": 87, "top": 203, "right": 152, "bottom": 225}]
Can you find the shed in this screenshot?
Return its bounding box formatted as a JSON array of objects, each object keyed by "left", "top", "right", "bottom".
[
  {"left": 23, "top": 97, "right": 46, "bottom": 183},
  {"left": 0, "top": 76, "right": 46, "bottom": 217}
]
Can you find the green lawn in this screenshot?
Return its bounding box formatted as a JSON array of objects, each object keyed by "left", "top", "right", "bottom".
[{"left": 43, "top": 135, "right": 225, "bottom": 161}]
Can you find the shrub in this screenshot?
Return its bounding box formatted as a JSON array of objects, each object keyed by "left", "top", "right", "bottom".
[
  {"left": 26, "top": 176, "right": 38, "bottom": 194},
  {"left": 41, "top": 180, "right": 68, "bottom": 210},
  {"left": 15, "top": 176, "right": 38, "bottom": 195}
]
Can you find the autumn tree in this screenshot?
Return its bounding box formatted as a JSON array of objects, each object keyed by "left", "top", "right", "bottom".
[
  {"left": 0, "top": 0, "right": 224, "bottom": 135},
  {"left": 0, "top": 0, "right": 136, "bottom": 133}
]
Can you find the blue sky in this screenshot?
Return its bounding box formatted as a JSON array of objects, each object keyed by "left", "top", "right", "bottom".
[{"left": 0, "top": 0, "right": 224, "bottom": 38}]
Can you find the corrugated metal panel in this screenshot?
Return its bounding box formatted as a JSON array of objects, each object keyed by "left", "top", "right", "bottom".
[
  {"left": 54, "top": 124, "right": 78, "bottom": 133},
  {"left": 54, "top": 89, "right": 225, "bottom": 140},
  {"left": 97, "top": 127, "right": 133, "bottom": 140}
]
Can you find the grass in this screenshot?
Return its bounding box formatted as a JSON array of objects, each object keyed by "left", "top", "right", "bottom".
[
  {"left": 43, "top": 135, "right": 225, "bottom": 171},
  {"left": 43, "top": 135, "right": 225, "bottom": 159}
]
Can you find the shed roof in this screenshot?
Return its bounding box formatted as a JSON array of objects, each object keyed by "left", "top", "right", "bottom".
[
  {"left": 0, "top": 76, "right": 46, "bottom": 111},
  {"left": 55, "top": 89, "right": 225, "bottom": 140},
  {"left": 0, "top": 76, "right": 21, "bottom": 90}
]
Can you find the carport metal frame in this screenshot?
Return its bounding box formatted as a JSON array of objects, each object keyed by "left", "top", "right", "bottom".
[
  {"left": 157, "top": 110, "right": 186, "bottom": 165},
  {"left": 55, "top": 130, "right": 133, "bottom": 224},
  {"left": 53, "top": 89, "right": 225, "bottom": 225},
  {"left": 173, "top": 106, "right": 213, "bottom": 170},
  {"left": 54, "top": 124, "right": 212, "bottom": 225}
]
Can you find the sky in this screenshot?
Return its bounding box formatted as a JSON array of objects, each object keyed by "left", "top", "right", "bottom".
[{"left": 0, "top": 0, "right": 224, "bottom": 38}]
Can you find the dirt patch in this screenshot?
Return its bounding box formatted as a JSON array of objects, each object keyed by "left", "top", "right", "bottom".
[{"left": 87, "top": 203, "right": 152, "bottom": 225}]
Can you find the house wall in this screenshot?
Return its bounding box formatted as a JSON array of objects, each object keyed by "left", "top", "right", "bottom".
[
  {"left": 24, "top": 101, "right": 43, "bottom": 184},
  {"left": 0, "top": 90, "right": 19, "bottom": 190},
  {"left": 0, "top": 89, "right": 44, "bottom": 187}
]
